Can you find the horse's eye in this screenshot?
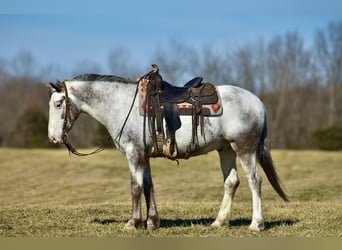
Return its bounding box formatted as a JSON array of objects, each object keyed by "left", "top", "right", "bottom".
[{"left": 54, "top": 100, "right": 63, "bottom": 109}]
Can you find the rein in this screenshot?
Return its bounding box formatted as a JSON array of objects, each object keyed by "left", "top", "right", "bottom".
[{"left": 61, "top": 81, "right": 139, "bottom": 156}]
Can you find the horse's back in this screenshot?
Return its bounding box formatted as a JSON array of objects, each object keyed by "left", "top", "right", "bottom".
[{"left": 218, "top": 84, "right": 264, "bottom": 116}]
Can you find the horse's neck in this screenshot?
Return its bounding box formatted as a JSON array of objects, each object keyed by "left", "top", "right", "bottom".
[{"left": 69, "top": 80, "right": 136, "bottom": 132}]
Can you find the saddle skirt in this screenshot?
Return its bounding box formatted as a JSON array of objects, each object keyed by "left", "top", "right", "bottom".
[{"left": 138, "top": 78, "right": 223, "bottom": 117}]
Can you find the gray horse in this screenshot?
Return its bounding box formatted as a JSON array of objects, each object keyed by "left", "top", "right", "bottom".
[{"left": 47, "top": 73, "right": 288, "bottom": 232}]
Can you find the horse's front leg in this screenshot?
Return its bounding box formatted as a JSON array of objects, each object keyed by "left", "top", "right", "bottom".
[
  {"left": 124, "top": 145, "right": 144, "bottom": 230},
  {"left": 143, "top": 160, "right": 160, "bottom": 230}
]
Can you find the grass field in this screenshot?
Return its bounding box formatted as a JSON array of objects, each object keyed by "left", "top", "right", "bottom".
[{"left": 0, "top": 148, "right": 341, "bottom": 237}]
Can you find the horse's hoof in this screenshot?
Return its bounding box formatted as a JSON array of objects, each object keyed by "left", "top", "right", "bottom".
[
  {"left": 146, "top": 218, "right": 160, "bottom": 230},
  {"left": 124, "top": 219, "right": 141, "bottom": 230},
  {"left": 124, "top": 221, "right": 136, "bottom": 230},
  {"left": 249, "top": 221, "right": 265, "bottom": 232},
  {"left": 211, "top": 220, "right": 224, "bottom": 227}
]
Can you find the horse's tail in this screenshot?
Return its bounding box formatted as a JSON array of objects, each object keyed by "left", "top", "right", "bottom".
[{"left": 257, "top": 111, "right": 289, "bottom": 202}]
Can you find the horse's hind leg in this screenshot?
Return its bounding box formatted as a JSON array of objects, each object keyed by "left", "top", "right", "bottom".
[
  {"left": 143, "top": 160, "right": 160, "bottom": 230},
  {"left": 238, "top": 152, "right": 265, "bottom": 231},
  {"left": 212, "top": 145, "right": 240, "bottom": 227}
]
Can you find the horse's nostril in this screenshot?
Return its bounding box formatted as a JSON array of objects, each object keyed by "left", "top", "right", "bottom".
[{"left": 49, "top": 136, "right": 59, "bottom": 144}]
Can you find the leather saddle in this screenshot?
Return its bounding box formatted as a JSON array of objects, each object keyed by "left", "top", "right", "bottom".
[
  {"left": 139, "top": 66, "right": 221, "bottom": 160},
  {"left": 159, "top": 79, "right": 219, "bottom": 137}
]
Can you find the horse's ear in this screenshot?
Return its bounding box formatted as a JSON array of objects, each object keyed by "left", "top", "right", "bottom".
[
  {"left": 47, "top": 82, "right": 62, "bottom": 93},
  {"left": 56, "top": 81, "right": 65, "bottom": 90}
]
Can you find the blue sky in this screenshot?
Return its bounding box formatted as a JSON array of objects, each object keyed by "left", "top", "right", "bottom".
[{"left": 1, "top": 0, "right": 341, "bottom": 80}]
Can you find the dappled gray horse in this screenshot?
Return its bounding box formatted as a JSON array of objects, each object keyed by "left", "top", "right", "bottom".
[{"left": 47, "top": 73, "right": 288, "bottom": 231}]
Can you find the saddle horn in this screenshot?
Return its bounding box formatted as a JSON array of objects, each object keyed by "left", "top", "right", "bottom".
[
  {"left": 151, "top": 64, "right": 159, "bottom": 73},
  {"left": 137, "top": 64, "right": 160, "bottom": 82}
]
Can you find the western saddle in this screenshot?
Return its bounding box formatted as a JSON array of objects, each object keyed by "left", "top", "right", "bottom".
[{"left": 139, "top": 64, "right": 222, "bottom": 160}]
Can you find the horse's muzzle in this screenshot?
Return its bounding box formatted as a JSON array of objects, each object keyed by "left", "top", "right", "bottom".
[{"left": 49, "top": 135, "right": 63, "bottom": 144}]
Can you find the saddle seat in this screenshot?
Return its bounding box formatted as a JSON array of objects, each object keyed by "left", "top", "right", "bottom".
[
  {"left": 159, "top": 77, "right": 217, "bottom": 105},
  {"left": 158, "top": 77, "right": 202, "bottom": 102}
]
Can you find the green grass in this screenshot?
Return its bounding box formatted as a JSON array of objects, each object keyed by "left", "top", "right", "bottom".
[{"left": 0, "top": 149, "right": 341, "bottom": 237}]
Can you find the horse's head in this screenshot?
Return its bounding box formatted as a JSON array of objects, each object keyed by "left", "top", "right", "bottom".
[{"left": 47, "top": 81, "right": 79, "bottom": 144}]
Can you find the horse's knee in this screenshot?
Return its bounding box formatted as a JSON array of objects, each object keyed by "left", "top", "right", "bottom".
[
  {"left": 225, "top": 169, "right": 240, "bottom": 194},
  {"left": 131, "top": 182, "right": 143, "bottom": 197}
]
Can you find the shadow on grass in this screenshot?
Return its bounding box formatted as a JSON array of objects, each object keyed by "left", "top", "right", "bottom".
[
  {"left": 91, "top": 218, "right": 121, "bottom": 225},
  {"left": 91, "top": 217, "right": 298, "bottom": 230},
  {"left": 160, "top": 218, "right": 298, "bottom": 229},
  {"left": 229, "top": 218, "right": 298, "bottom": 230},
  {"left": 160, "top": 218, "right": 214, "bottom": 227}
]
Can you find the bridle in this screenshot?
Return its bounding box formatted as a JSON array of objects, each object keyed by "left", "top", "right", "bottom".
[
  {"left": 59, "top": 80, "right": 139, "bottom": 156},
  {"left": 60, "top": 81, "right": 107, "bottom": 156}
]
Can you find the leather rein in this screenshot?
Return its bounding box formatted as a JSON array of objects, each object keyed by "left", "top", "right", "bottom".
[{"left": 60, "top": 81, "right": 139, "bottom": 156}]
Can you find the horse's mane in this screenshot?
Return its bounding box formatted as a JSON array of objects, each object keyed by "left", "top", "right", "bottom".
[{"left": 72, "top": 74, "right": 136, "bottom": 84}]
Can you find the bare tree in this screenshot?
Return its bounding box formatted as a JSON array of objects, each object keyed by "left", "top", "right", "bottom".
[
  {"left": 154, "top": 40, "right": 233, "bottom": 85},
  {"left": 72, "top": 59, "right": 102, "bottom": 77},
  {"left": 0, "top": 57, "right": 9, "bottom": 81},
  {"left": 152, "top": 39, "right": 194, "bottom": 84},
  {"left": 234, "top": 44, "right": 256, "bottom": 92},
  {"left": 198, "top": 45, "right": 232, "bottom": 84},
  {"left": 265, "top": 32, "right": 313, "bottom": 148},
  {"left": 315, "top": 21, "right": 342, "bottom": 126},
  {"left": 108, "top": 47, "right": 141, "bottom": 79},
  {"left": 11, "top": 50, "right": 36, "bottom": 77},
  {"left": 255, "top": 39, "right": 268, "bottom": 95}
]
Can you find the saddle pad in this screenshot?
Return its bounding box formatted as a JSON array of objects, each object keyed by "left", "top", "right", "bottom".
[{"left": 138, "top": 79, "right": 223, "bottom": 116}]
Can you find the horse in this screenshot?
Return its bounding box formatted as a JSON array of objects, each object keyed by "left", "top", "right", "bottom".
[{"left": 47, "top": 73, "right": 288, "bottom": 232}]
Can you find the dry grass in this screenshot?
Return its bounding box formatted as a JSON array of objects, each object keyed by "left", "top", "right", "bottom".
[{"left": 0, "top": 148, "right": 341, "bottom": 237}]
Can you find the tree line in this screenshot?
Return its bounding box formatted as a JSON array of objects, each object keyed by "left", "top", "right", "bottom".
[{"left": 0, "top": 21, "right": 341, "bottom": 150}]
